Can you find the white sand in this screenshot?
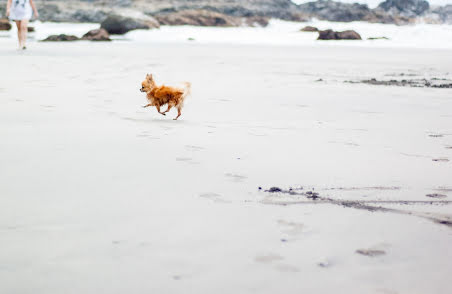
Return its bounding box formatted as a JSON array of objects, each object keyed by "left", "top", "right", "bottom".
[{"left": 1, "top": 35, "right": 452, "bottom": 293}]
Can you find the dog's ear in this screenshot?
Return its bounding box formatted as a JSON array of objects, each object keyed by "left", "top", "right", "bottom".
[{"left": 146, "top": 74, "right": 153, "bottom": 80}]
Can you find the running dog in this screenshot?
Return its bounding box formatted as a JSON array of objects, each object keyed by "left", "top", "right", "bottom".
[{"left": 140, "top": 74, "right": 191, "bottom": 120}]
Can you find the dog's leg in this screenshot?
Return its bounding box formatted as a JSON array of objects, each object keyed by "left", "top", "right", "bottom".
[
  {"left": 173, "top": 108, "right": 182, "bottom": 120},
  {"left": 156, "top": 105, "right": 166, "bottom": 116},
  {"left": 142, "top": 103, "right": 152, "bottom": 108},
  {"left": 164, "top": 105, "right": 173, "bottom": 113}
]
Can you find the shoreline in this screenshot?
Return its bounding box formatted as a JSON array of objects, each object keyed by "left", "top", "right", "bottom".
[{"left": 2, "top": 19, "right": 452, "bottom": 49}]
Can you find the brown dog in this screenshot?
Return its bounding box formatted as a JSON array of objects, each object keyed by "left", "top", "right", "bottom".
[{"left": 140, "top": 74, "right": 191, "bottom": 120}]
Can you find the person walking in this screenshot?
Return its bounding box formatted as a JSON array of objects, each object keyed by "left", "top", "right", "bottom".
[{"left": 6, "top": 0, "right": 39, "bottom": 49}]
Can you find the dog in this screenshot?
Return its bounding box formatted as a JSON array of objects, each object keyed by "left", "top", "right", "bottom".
[{"left": 140, "top": 74, "right": 191, "bottom": 120}]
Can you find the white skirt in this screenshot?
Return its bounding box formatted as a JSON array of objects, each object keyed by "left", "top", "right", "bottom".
[{"left": 9, "top": 0, "right": 33, "bottom": 21}]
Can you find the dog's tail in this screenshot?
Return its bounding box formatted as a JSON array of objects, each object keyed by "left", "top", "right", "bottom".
[{"left": 180, "top": 82, "right": 191, "bottom": 105}]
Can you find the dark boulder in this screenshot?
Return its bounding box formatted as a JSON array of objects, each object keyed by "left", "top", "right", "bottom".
[
  {"left": 101, "top": 14, "right": 159, "bottom": 35},
  {"left": 318, "top": 29, "right": 361, "bottom": 40},
  {"left": 41, "top": 34, "right": 80, "bottom": 42},
  {"left": 0, "top": 19, "right": 12, "bottom": 31},
  {"left": 318, "top": 29, "right": 337, "bottom": 39},
  {"left": 81, "top": 28, "right": 111, "bottom": 41},
  {"left": 300, "top": 26, "right": 319, "bottom": 32},
  {"left": 336, "top": 30, "right": 362, "bottom": 40}
]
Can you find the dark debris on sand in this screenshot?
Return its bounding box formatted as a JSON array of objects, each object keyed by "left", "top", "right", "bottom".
[
  {"left": 345, "top": 78, "right": 452, "bottom": 88},
  {"left": 261, "top": 186, "right": 452, "bottom": 228},
  {"left": 356, "top": 249, "right": 386, "bottom": 257}
]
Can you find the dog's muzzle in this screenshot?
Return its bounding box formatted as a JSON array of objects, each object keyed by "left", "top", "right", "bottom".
[{"left": 140, "top": 88, "right": 145, "bottom": 92}]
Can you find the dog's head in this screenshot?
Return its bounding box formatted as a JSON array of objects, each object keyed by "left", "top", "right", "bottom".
[{"left": 140, "top": 74, "right": 155, "bottom": 93}]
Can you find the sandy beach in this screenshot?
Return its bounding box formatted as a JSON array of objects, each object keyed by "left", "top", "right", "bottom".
[{"left": 1, "top": 29, "right": 452, "bottom": 293}]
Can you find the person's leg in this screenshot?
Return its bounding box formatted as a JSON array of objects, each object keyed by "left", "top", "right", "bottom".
[
  {"left": 15, "top": 21, "right": 22, "bottom": 48},
  {"left": 20, "top": 19, "right": 29, "bottom": 49}
]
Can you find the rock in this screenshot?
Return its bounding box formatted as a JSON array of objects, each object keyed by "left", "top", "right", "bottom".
[
  {"left": 41, "top": 34, "right": 80, "bottom": 42},
  {"left": 378, "top": 0, "right": 429, "bottom": 18},
  {"left": 318, "top": 29, "right": 336, "bottom": 40},
  {"left": 155, "top": 10, "right": 241, "bottom": 27},
  {"left": 300, "top": 26, "right": 318, "bottom": 32},
  {"left": 71, "top": 10, "right": 109, "bottom": 23},
  {"left": 427, "top": 5, "right": 452, "bottom": 24},
  {"left": 0, "top": 19, "right": 12, "bottom": 31},
  {"left": 356, "top": 249, "right": 386, "bottom": 257},
  {"left": 81, "top": 28, "right": 111, "bottom": 41},
  {"left": 336, "top": 30, "right": 362, "bottom": 40},
  {"left": 298, "top": 0, "right": 372, "bottom": 22},
  {"left": 267, "top": 187, "right": 282, "bottom": 193},
  {"left": 363, "top": 9, "right": 414, "bottom": 25},
  {"left": 27, "top": 27, "right": 35, "bottom": 32},
  {"left": 36, "top": 4, "right": 63, "bottom": 22},
  {"left": 101, "top": 14, "right": 159, "bottom": 35},
  {"left": 318, "top": 29, "right": 362, "bottom": 40},
  {"left": 151, "top": 0, "right": 302, "bottom": 21}
]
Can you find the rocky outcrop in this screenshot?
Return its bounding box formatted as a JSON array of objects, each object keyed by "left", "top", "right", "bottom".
[
  {"left": 244, "top": 16, "right": 270, "bottom": 27},
  {"left": 1, "top": 0, "right": 450, "bottom": 25},
  {"left": 36, "top": 4, "right": 108, "bottom": 23},
  {"left": 81, "top": 28, "right": 111, "bottom": 41},
  {"left": 318, "top": 29, "right": 362, "bottom": 40},
  {"left": 101, "top": 14, "right": 159, "bottom": 34},
  {"left": 155, "top": 10, "right": 271, "bottom": 27},
  {"left": 147, "top": 0, "right": 303, "bottom": 21},
  {"left": 296, "top": 0, "right": 418, "bottom": 24},
  {"left": 155, "top": 10, "right": 240, "bottom": 27},
  {"left": 41, "top": 34, "right": 80, "bottom": 41},
  {"left": 425, "top": 5, "right": 452, "bottom": 24},
  {"left": 300, "top": 26, "right": 318, "bottom": 32},
  {"left": 378, "top": 0, "right": 429, "bottom": 18},
  {"left": 298, "top": 0, "right": 372, "bottom": 22},
  {"left": 0, "top": 18, "right": 11, "bottom": 31},
  {"left": 362, "top": 9, "right": 413, "bottom": 24}
]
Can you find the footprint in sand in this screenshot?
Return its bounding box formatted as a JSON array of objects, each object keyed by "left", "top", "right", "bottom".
[
  {"left": 277, "top": 220, "right": 304, "bottom": 237},
  {"left": 255, "top": 254, "right": 299, "bottom": 272},
  {"left": 185, "top": 145, "right": 204, "bottom": 151},
  {"left": 254, "top": 254, "right": 284, "bottom": 264},
  {"left": 136, "top": 131, "right": 160, "bottom": 140},
  {"left": 177, "top": 157, "right": 200, "bottom": 164},
  {"left": 225, "top": 173, "right": 247, "bottom": 182},
  {"left": 274, "top": 264, "right": 300, "bottom": 273},
  {"left": 199, "top": 193, "right": 231, "bottom": 203}
]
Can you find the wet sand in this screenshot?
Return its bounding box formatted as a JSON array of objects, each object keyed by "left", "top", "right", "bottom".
[{"left": 1, "top": 39, "right": 452, "bottom": 293}]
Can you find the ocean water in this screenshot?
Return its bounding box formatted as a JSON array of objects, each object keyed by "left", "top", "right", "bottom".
[{"left": 1, "top": 20, "right": 452, "bottom": 49}]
